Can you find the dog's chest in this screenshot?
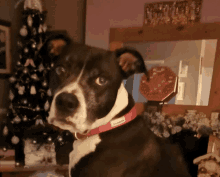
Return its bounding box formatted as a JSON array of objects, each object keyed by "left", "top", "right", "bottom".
[{"left": 69, "top": 134, "right": 101, "bottom": 169}]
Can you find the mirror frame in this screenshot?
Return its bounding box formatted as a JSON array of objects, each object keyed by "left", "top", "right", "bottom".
[{"left": 109, "top": 23, "right": 220, "bottom": 118}]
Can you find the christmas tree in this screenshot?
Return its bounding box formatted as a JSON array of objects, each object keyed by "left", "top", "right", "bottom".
[{"left": 0, "top": 0, "right": 74, "bottom": 166}]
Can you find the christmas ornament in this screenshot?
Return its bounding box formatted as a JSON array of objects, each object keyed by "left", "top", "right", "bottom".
[
  {"left": 42, "top": 80, "right": 47, "bottom": 87},
  {"left": 44, "top": 100, "right": 50, "bottom": 111},
  {"left": 22, "top": 98, "right": 28, "bottom": 105},
  {"left": 23, "top": 67, "right": 29, "bottom": 74},
  {"left": 13, "top": 115, "right": 22, "bottom": 124},
  {"left": 35, "top": 105, "right": 41, "bottom": 111},
  {"left": 47, "top": 89, "right": 52, "bottom": 96},
  {"left": 17, "top": 41, "right": 23, "bottom": 48},
  {"left": 18, "top": 85, "right": 25, "bottom": 95},
  {"left": 57, "top": 136, "right": 63, "bottom": 142},
  {"left": 24, "top": 0, "right": 43, "bottom": 12},
  {"left": 11, "top": 135, "right": 20, "bottom": 145},
  {"left": 24, "top": 59, "right": 36, "bottom": 67},
  {"left": 20, "top": 25, "right": 28, "bottom": 37},
  {"left": 30, "top": 85, "right": 36, "bottom": 95},
  {"left": 35, "top": 119, "right": 44, "bottom": 126},
  {"left": 9, "top": 90, "right": 14, "bottom": 100},
  {"left": 42, "top": 23, "right": 47, "bottom": 32},
  {"left": 38, "top": 24, "right": 43, "bottom": 33},
  {"left": 3, "top": 126, "right": 9, "bottom": 136},
  {"left": 16, "top": 61, "right": 22, "bottom": 67},
  {"left": 32, "top": 28, "right": 37, "bottom": 36},
  {"left": 38, "top": 63, "right": 44, "bottom": 72},
  {"left": 27, "top": 15, "right": 33, "bottom": 27},
  {"left": 2, "top": 147, "right": 7, "bottom": 152},
  {"left": 23, "top": 115, "right": 28, "bottom": 122},
  {"left": 24, "top": 47, "right": 29, "bottom": 53},
  {"left": 9, "top": 76, "right": 16, "bottom": 83},
  {"left": 47, "top": 137, "right": 52, "bottom": 142},
  {"left": 32, "top": 42, "right": 37, "bottom": 49},
  {"left": 51, "top": 62, "right": 54, "bottom": 68},
  {"left": 40, "top": 91, "right": 45, "bottom": 98},
  {"left": 43, "top": 132, "right": 47, "bottom": 136},
  {"left": 15, "top": 162, "right": 20, "bottom": 167},
  {"left": 31, "top": 74, "right": 39, "bottom": 80}
]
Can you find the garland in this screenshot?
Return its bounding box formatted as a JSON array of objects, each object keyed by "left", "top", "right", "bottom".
[{"left": 144, "top": 110, "right": 219, "bottom": 138}]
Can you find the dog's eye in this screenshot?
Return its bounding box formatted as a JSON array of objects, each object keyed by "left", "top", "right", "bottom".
[
  {"left": 95, "top": 77, "right": 108, "bottom": 86},
  {"left": 56, "top": 66, "right": 66, "bottom": 76}
]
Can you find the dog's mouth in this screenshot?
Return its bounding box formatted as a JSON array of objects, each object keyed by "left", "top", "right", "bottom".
[{"left": 47, "top": 115, "right": 92, "bottom": 135}]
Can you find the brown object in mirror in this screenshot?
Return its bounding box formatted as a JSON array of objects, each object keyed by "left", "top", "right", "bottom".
[{"left": 109, "top": 23, "right": 220, "bottom": 118}]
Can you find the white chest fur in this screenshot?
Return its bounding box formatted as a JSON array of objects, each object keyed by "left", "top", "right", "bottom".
[{"left": 69, "top": 134, "right": 101, "bottom": 175}]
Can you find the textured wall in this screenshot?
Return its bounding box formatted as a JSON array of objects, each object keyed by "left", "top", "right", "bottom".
[{"left": 85, "top": 0, "right": 220, "bottom": 49}]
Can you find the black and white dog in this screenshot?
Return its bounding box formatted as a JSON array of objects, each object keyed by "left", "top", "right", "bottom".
[{"left": 43, "top": 34, "right": 191, "bottom": 177}]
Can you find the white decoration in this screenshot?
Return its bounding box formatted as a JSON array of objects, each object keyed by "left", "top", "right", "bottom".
[
  {"left": 35, "top": 105, "right": 41, "bottom": 111},
  {"left": 3, "top": 126, "right": 8, "bottom": 136},
  {"left": 20, "top": 25, "right": 28, "bottom": 37},
  {"left": 24, "top": 47, "right": 29, "bottom": 53},
  {"left": 47, "top": 89, "right": 52, "bottom": 96},
  {"left": 27, "top": 15, "right": 33, "bottom": 27},
  {"left": 24, "top": 0, "right": 43, "bottom": 12},
  {"left": 14, "top": 115, "right": 21, "bottom": 124},
  {"left": 24, "top": 139, "right": 56, "bottom": 167},
  {"left": 35, "top": 119, "right": 44, "bottom": 126},
  {"left": 24, "top": 59, "right": 36, "bottom": 67},
  {"left": 23, "top": 115, "right": 28, "bottom": 122},
  {"left": 30, "top": 85, "right": 36, "bottom": 95},
  {"left": 11, "top": 135, "right": 20, "bottom": 145},
  {"left": 44, "top": 100, "right": 50, "bottom": 111},
  {"left": 42, "top": 24, "right": 47, "bottom": 32},
  {"left": 31, "top": 74, "right": 39, "bottom": 80},
  {"left": 9, "top": 90, "right": 14, "bottom": 100},
  {"left": 9, "top": 76, "right": 16, "bottom": 83},
  {"left": 38, "top": 63, "right": 44, "bottom": 72},
  {"left": 18, "top": 85, "right": 25, "bottom": 95},
  {"left": 38, "top": 24, "right": 43, "bottom": 33}
]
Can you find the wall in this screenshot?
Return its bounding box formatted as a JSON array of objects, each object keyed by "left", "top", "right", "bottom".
[
  {"left": 85, "top": 0, "right": 220, "bottom": 49},
  {"left": 42, "top": 0, "right": 86, "bottom": 43}
]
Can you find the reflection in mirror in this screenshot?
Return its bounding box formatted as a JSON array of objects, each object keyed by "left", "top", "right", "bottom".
[{"left": 124, "top": 39, "right": 217, "bottom": 106}]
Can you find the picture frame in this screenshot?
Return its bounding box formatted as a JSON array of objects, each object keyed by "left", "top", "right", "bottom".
[{"left": 0, "top": 20, "right": 11, "bottom": 74}]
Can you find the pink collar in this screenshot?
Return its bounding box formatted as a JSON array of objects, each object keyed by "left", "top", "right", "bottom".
[{"left": 75, "top": 106, "right": 137, "bottom": 140}]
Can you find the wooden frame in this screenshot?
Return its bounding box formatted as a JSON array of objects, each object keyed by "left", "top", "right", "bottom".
[
  {"left": 0, "top": 20, "right": 11, "bottom": 74},
  {"left": 109, "top": 23, "right": 220, "bottom": 118}
]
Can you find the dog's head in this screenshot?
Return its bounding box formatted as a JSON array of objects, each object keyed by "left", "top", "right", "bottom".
[{"left": 43, "top": 34, "right": 148, "bottom": 134}]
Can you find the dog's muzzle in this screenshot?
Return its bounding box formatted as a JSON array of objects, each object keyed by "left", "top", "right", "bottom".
[{"left": 55, "top": 92, "right": 79, "bottom": 114}]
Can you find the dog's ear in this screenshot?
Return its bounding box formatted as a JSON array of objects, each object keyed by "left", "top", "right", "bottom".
[
  {"left": 39, "top": 33, "right": 71, "bottom": 58},
  {"left": 115, "top": 47, "right": 149, "bottom": 80}
]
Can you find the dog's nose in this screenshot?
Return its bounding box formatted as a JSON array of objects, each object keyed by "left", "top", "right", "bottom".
[{"left": 55, "top": 92, "right": 79, "bottom": 113}]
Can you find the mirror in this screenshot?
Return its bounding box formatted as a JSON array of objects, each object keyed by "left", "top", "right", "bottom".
[{"left": 123, "top": 39, "right": 217, "bottom": 106}]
